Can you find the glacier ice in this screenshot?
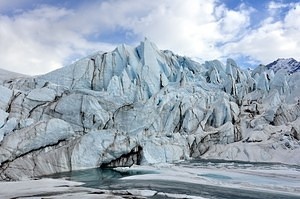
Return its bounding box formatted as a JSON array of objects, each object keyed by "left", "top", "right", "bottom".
[{"left": 0, "top": 39, "right": 300, "bottom": 180}]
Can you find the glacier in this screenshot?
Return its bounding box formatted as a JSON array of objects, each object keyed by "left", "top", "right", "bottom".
[{"left": 0, "top": 39, "right": 300, "bottom": 180}]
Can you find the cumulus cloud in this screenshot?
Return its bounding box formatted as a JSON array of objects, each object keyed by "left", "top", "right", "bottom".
[
  {"left": 223, "top": 2, "right": 300, "bottom": 65},
  {"left": 0, "top": 0, "right": 299, "bottom": 75},
  {"left": 122, "top": 0, "right": 253, "bottom": 61},
  {"left": 128, "top": 0, "right": 223, "bottom": 58},
  {"left": 0, "top": 5, "right": 116, "bottom": 75}
]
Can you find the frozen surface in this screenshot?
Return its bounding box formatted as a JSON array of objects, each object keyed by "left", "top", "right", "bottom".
[
  {"left": 43, "top": 160, "right": 300, "bottom": 199},
  {"left": 117, "top": 161, "right": 300, "bottom": 198},
  {"left": 0, "top": 178, "right": 158, "bottom": 198},
  {"left": 0, "top": 39, "right": 300, "bottom": 180},
  {"left": 0, "top": 68, "right": 28, "bottom": 83}
]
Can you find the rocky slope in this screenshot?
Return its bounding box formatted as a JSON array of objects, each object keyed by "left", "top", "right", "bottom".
[
  {"left": 0, "top": 39, "right": 300, "bottom": 180},
  {"left": 266, "top": 58, "right": 300, "bottom": 74}
]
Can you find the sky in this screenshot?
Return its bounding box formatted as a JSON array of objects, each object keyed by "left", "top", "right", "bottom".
[{"left": 0, "top": 0, "right": 299, "bottom": 75}]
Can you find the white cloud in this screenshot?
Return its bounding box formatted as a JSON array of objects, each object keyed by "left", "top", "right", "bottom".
[
  {"left": 0, "top": 0, "right": 299, "bottom": 75},
  {"left": 0, "top": 5, "right": 116, "bottom": 75},
  {"left": 268, "top": 1, "right": 290, "bottom": 10},
  {"left": 124, "top": 0, "right": 252, "bottom": 60},
  {"left": 128, "top": 0, "right": 222, "bottom": 58},
  {"left": 223, "top": 2, "right": 300, "bottom": 65}
]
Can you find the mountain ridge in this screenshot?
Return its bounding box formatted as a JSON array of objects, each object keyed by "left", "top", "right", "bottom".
[{"left": 266, "top": 58, "right": 300, "bottom": 74}]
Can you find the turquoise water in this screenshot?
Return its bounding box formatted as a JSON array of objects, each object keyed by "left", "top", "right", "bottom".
[
  {"left": 46, "top": 167, "right": 155, "bottom": 187},
  {"left": 45, "top": 160, "right": 300, "bottom": 199},
  {"left": 198, "top": 173, "right": 232, "bottom": 180}
]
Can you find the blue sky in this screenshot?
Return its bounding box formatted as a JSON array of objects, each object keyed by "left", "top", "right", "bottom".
[{"left": 0, "top": 0, "right": 299, "bottom": 75}]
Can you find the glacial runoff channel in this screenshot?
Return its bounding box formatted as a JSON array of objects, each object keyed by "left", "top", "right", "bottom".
[{"left": 47, "top": 160, "right": 300, "bottom": 199}]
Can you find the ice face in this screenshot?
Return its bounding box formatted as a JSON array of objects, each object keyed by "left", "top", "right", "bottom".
[{"left": 0, "top": 39, "right": 300, "bottom": 180}]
